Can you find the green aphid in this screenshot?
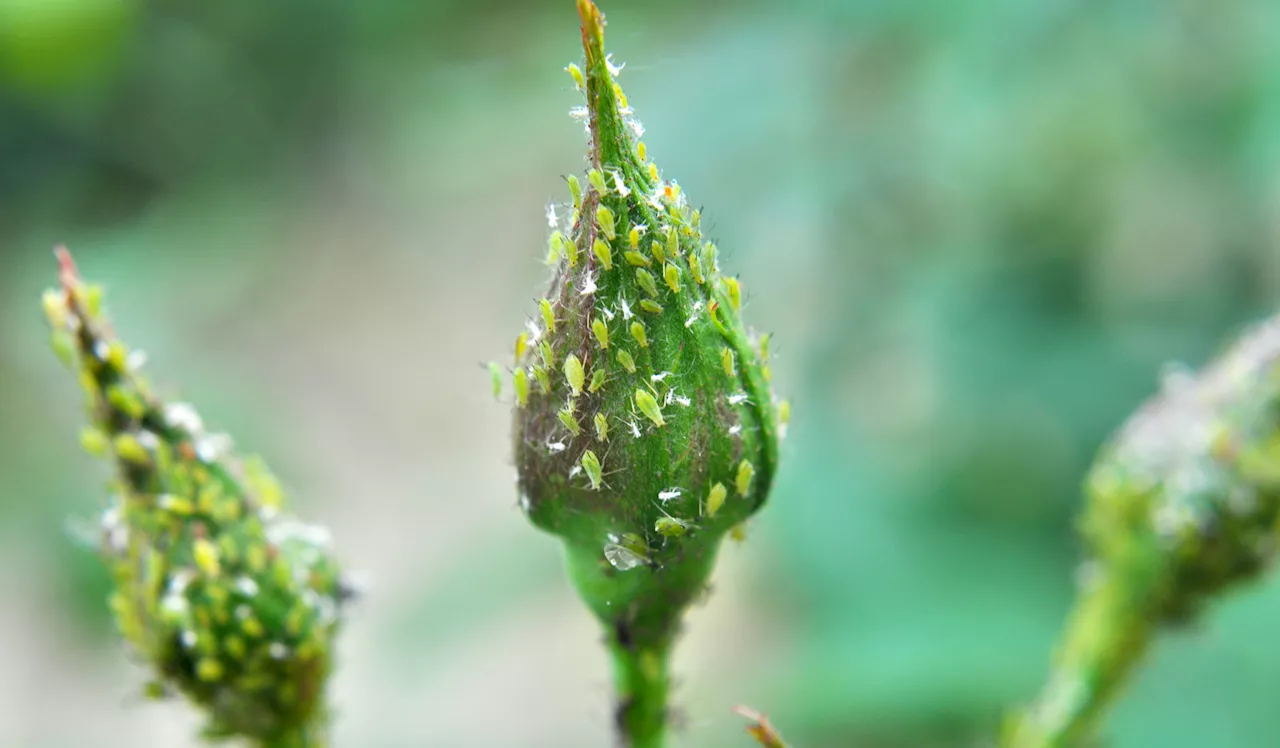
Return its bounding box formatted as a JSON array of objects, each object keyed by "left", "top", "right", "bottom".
[
  {"left": 547, "top": 231, "right": 565, "bottom": 264},
  {"left": 565, "top": 235, "right": 580, "bottom": 266},
  {"left": 565, "top": 354, "right": 586, "bottom": 396},
  {"left": 533, "top": 365, "right": 552, "bottom": 393},
  {"left": 589, "top": 368, "right": 607, "bottom": 394},
  {"left": 722, "top": 347, "right": 736, "bottom": 378},
  {"left": 625, "top": 250, "right": 652, "bottom": 267},
  {"left": 663, "top": 263, "right": 681, "bottom": 293},
  {"left": 581, "top": 449, "right": 604, "bottom": 490},
  {"left": 704, "top": 482, "right": 727, "bottom": 518},
  {"left": 593, "top": 238, "right": 614, "bottom": 270},
  {"left": 640, "top": 299, "right": 664, "bottom": 315},
  {"left": 558, "top": 407, "right": 582, "bottom": 436},
  {"left": 540, "top": 298, "right": 556, "bottom": 334},
  {"left": 539, "top": 339, "right": 555, "bottom": 368},
  {"left": 588, "top": 168, "right": 607, "bottom": 193},
  {"left": 513, "top": 368, "right": 530, "bottom": 407},
  {"left": 567, "top": 174, "right": 583, "bottom": 208},
  {"left": 592, "top": 318, "right": 610, "bottom": 349},
  {"left": 80, "top": 426, "right": 109, "bottom": 457},
  {"left": 596, "top": 205, "right": 616, "bottom": 241},
  {"left": 488, "top": 362, "right": 504, "bottom": 400},
  {"left": 688, "top": 253, "right": 705, "bottom": 284},
  {"left": 630, "top": 322, "right": 648, "bottom": 348},
  {"left": 758, "top": 333, "right": 771, "bottom": 361},
  {"left": 618, "top": 349, "right": 637, "bottom": 373},
  {"left": 666, "top": 227, "right": 679, "bottom": 258},
  {"left": 655, "top": 515, "right": 691, "bottom": 538},
  {"left": 701, "top": 241, "right": 719, "bottom": 275},
  {"left": 635, "top": 389, "right": 665, "bottom": 428},
  {"left": 113, "top": 432, "right": 150, "bottom": 465},
  {"left": 778, "top": 398, "right": 791, "bottom": 427},
  {"left": 722, "top": 276, "right": 742, "bottom": 312},
  {"left": 650, "top": 240, "right": 665, "bottom": 264},
  {"left": 636, "top": 268, "right": 659, "bottom": 297},
  {"left": 594, "top": 412, "right": 609, "bottom": 442},
  {"left": 736, "top": 459, "right": 755, "bottom": 497}
]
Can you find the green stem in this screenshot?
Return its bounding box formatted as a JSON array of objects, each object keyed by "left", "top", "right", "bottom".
[
  {"left": 1005, "top": 557, "right": 1162, "bottom": 748},
  {"left": 609, "top": 638, "right": 670, "bottom": 748}
]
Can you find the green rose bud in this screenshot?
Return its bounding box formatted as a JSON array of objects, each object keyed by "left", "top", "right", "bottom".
[
  {"left": 44, "top": 248, "right": 346, "bottom": 748},
  {"left": 1007, "top": 315, "right": 1280, "bottom": 747},
  {"left": 506, "top": 3, "right": 785, "bottom": 745}
]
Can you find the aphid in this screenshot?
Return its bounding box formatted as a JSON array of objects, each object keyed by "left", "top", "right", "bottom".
[
  {"left": 654, "top": 515, "right": 691, "bottom": 538},
  {"left": 539, "top": 339, "right": 555, "bottom": 368},
  {"left": 658, "top": 487, "right": 683, "bottom": 502},
  {"left": 589, "top": 368, "right": 607, "bottom": 393},
  {"left": 637, "top": 141, "right": 647, "bottom": 161},
  {"left": 546, "top": 232, "right": 564, "bottom": 264},
  {"left": 488, "top": 362, "right": 503, "bottom": 400},
  {"left": 736, "top": 459, "right": 755, "bottom": 498},
  {"left": 701, "top": 241, "right": 719, "bottom": 274},
  {"left": 615, "top": 84, "right": 629, "bottom": 109},
  {"left": 579, "top": 273, "right": 598, "bottom": 296},
  {"left": 581, "top": 450, "right": 603, "bottom": 490},
  {"left": 566, "top": 62, "right": 585, "bottom": 90},
  {"left": 594, "top": 412, "right": 609, "bottom": 442},
  {"left": 704, "top": 483, "right": 727, "bottom": 518},
  {"left": 588, "top": 168, "right": 607, "bottom": 193},
  {"left": 620, "top": 296, "right": 634, "bottom": 319},
  {"left": 540, "top": 298, "right": 556, "bottom": 334},
  {"left": 513, "top": 368, "right": 530, "bottom": 407},
  {"left": 778, "top": 398, "right": 791, "bottom": 436},
  {"left": 722, "top": 276, "right": 742, "bottom": 312},
  {"left": 664, "top": 263, "right": 681, "bottom": 293},
  {"left": 564, "top": 354, "right": 585, "bottom": 396},
  {"left": 650, "top": 239, "right": 665, "bottom": 264},
  {"left": 666, "top": 227, "right": 679, "bottom": 258},
  {"left": 592, "top": 318, "right": 610, "bottom": 349},
  {"left": 567, "top": 174, "right": 583, "bottom": 209},
  {"left": 648, "top": 163, "right": 659, "bottom": 181},
  {"left": 758, "top": 333, "right": 771, "bottom": 362},
  {"left": 113, "top": 433, "right": 150, "bottom": 465},
  {"left": 636, "top": 268, "right": 659, "bottom": 297},
  {"left": 688, "top": 253, "right": 705, "bottom": 284},
  {"left": 630, "top": 322, "right": 648, "bottom": 348},
  {"left": 558, "top": 407, "right": 582, "bottom": 436},
  {"left": 596, "top": 205, "right": 616, "bottom": 241},
  {"left": 763, "top": 365, "right": 773, "bottom": 382},
  {"left": 533, "top": 365, "right": 551, "bottom": 393},
  {"left": 640, "top": 299, "right": 664, "bottom": 314},
  {"left": 565, "top": 235, "right": 580, "bottom": 266},
  {"left": 625, "top": 250, "right": 652, "bottom": 267},
  {"left": 618, "top": 349, "right": 637, "bottom": 373},
  {"left": 635, "top": 389, "right": 665, "bottom": 428},
  {"left": 628, "top": 227, "right": 641, "bottom": 250},
  {"left": 514, "top": 332, "right": 529, "bottom": 361},
  {"left": 708, "top": 299, "right": 728, "bottom": 334},
  {"left": 194, "top": 538, "right": 220, "bottom": 577},
  {"left": 722, "top": 347, "right": 736, "bottom": 377},
  {"left": 593, "top": 238, "right": 613, "bottom": 270},
  {"left": 625, "top": 417, "right": 642, "bottom": 438}
]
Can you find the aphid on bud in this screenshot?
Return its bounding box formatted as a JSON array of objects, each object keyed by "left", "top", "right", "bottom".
[
  {"left": 513, "top": 368, "right": 530, "bottom": 407},
  {"left": 648, "top": 163, "right": 659, "bottom": 181},
  {"left": 594, "top": 412, "right": 609, "bottom": 442},
  {"left": 566, "top": 63, "right": 585, "bottom": 90},
  {"left": 630, "top": 322, "right": 648, "bottom": 348},
  {"left": 625, "top": 251, "right": 652, "bottom": 268},
  {"left": 722, "top": 277, "right": 742, "bottom": 312},
  {"left": 618, "top": 349, "right": 637, "bottom": 373},
  {"left": 565, "top": 235, "right": 580, "bottom": 266},
  {"left": 650, "top": 240, "right": 665, "bottom": 264},
  {"left": 664, "top": 263, "right": 681, "bottom": 293},
  {"left": 701, "top": 242, "right": 719, "bottom": 274},
  {"left": 628, "top": 227, "right": 641, "bottom": 250},
  {"left": 588, "top": 169, "right": 607, "bottom": 193},
  {"left": 581, "top": 450, "right": 604, "bottom": 490},
  {"left": 488, "top": 362, "right": 503, "bottom": 400},
  {"left": 514, "top": 332, "right": 530, "bottom": 362},
  {"left": 722, "top": 347, "right": 736, "bottom": 377},
  {"left": 540, "top": 298, "right": 556, "bottom": 334},
  {"left": 704, "top": 483, "right": 727, "bottom": 518},
  {"left": 688, "top": 253, "right": 705, "bottom": 285},
  {"left": 666, "top": 227, "right": 679, "bottom": 258},
  {"left": 655, "top": 514, "right": 692, "bottom": 538},
  {"left": 736, "top": 460, "right": 755, "bottom": 498},
  {"left": 589, "top": 368, "right": 607, "bottom": 393},
  {"left": 636, "top": 268, "right": 659, "bottom": 297},
  {"left": 596, "top": 205, "right": 616, "bottom": 241},
  {"left": 114, "top": 433, "right": 150, "bottom": 465},
  {"left": 635, "top": 389, "right": 665, "bottom": 428},
  {"left": 534, "top": 365, "right": 552, "bottom": 393},
  {"left": 558, "top": 406, "right": 582, "bottom": 436},
  {"left": 567, "top": 174, "right": 583, "bottom": 209},
  {"left": 637, "top": 141, "right": 647, "bottom": 161},
  {"left": 640, "top": 299, "right": 664, "bottom": 314},
  {"left": 564, "top": 354, "right": 585, "bottom": 396},
  {"left": 539, "top": 340, "right": 555, "bottom": 368},
  {"left": 758, "top": 333, "right": 771, "bottom": 362},
  {"left": 593, "top": 239, "right": 613, "bottom": 270},
  {"left": 547, "top": 232, "right": 564, "bottom": 264},
  {"left": 592, "top": 318, "right": 610, "bottom": 349}
]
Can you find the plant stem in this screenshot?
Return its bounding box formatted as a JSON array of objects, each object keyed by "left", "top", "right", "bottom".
[
  {"left": 609, "top": 638, "right": 671, "bottom": 748},
  {"left": 1005, "top": 557, "right": 1161, "bottom": 748}
]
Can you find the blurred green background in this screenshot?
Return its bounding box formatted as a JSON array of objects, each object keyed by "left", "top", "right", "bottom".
[{"left": 4, "top": 0, "right": 1280, "bottom": 746}]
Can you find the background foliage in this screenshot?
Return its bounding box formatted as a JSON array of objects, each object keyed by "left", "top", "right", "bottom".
[{"left": 3, "top": 0, "right": 1280, "bottom": 746}]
